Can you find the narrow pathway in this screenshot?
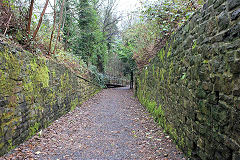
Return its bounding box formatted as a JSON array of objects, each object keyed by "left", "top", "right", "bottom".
[{"left": 1, "top": 87, "right": 185, "bottom": 160}]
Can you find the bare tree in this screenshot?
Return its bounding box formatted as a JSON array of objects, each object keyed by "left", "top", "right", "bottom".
[
  {"left": 48, "top": 0, "right": 56, "bottom": 54},
  {"left": 53, "top": 0, "right": 65, "bottom": 54},
  {"left": 26, "top": 0, "right": 34, "bottom": 40},
  {"left": 100, "top": 0, "right": 120, "bottom": 48},
  {"left": 32, "top": 0, "right": 49, "bottom": 40}
]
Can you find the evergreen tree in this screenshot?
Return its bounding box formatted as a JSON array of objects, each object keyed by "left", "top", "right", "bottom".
[{"left": 75, "top": 0, "right": 96, "bottom": 64}]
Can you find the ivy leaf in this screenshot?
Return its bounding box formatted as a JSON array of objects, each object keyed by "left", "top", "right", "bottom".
[
  {"left": 181, "top": 73, "right": 186, "bottom": 80},
  {"left": 33, "top": 13, "right": 37, "bottom": 20}
]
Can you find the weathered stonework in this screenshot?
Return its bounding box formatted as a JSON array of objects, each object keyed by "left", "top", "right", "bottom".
[
  {"left": 135, "top": 0, "right": 240, "bottom": 159},
  {"left": 0, "top": 41, "right": 100, "bottom": 156}
]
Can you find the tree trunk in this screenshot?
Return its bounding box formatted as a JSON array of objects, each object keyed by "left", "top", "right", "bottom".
[
  {"left": 32, "top": 0, "right": 49, "bottom": 40},
  {"left": 53, "top": 0, "right": 65, "bottom": 54},
  {"left": 26, "top": 0, "right": 34, "bottom": 41},
  {"left": 63, "top": 0, "right": 70, "bottom": 50},
  {"left": 97, "top": 55, "right": 104, "bottom": 73},
  {"left": 130, "top": 71, "right": 134, "bottom": 89},
  {"left": 48, "top": 0, "right": 56, "bottom": 54}
]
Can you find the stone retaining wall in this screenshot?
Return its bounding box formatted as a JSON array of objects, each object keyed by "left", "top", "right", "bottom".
[
  {"left": 135, "top": 0, "right": 240, "bottom": 159},
  {"left": 0, "top": 41, "right": 100, "bottom": 156}
]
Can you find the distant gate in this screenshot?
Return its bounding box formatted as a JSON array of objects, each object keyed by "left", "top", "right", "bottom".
[{"left": 104, "top": 75, "right": 129, "bottom": 88}]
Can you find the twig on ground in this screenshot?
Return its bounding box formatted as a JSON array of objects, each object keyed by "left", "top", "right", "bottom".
[{"left": 3, "top": 14, "right": 12, "bottom": 36}]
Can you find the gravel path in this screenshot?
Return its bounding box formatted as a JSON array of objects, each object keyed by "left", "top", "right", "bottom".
[{"left": 1, "top": 87, "right": 186, "bottom": 160}]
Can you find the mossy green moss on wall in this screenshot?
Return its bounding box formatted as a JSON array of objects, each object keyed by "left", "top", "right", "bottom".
[
  {"left": 0, "top": 42, "right": 101, "bottom": 156},
  {"left": 0, "top": 49, "right": 21, "bottom": 96},
  {"left": 71, "top": 98, "right": 79, "bottom": 111},
  {"left": 29, "top": 58, "right": 49, "bottom": 88}
]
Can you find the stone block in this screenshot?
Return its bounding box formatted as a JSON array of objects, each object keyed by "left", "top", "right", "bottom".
[
  {"left": 236, "top": 99, "right": 240, "bottom": 110},
  {"left": 198, "top": 149, "right": 208, "bottom": 160},
  {"left": 231, "top": 8, "right": 240, "bottom": 20},
  {"left": 224, "top": 135, "right": 240, "bottom": 150},
  {"left": 236, "top": 49, "right": 240, "bottom": 60},
  {"left": 223, "top": 22, "right": 240, "bottom": 41},
  {"left": 202, "top": 82, "right": 213, "bottom": 92},
  {"left": 0, "top": 100, "right": 8, "bottom": 107},
  {"left": 198, "top": 21, "right": 208, "bottom": 35},
  {"left": 233, "top": 86, "right": 240, "bottom": 96},
  {"left": 203, "top": 3, "right": 209, "bottom": 11},
  {"left": 216, "top": 3, "right": 227, "bottom": 15},
  {"left": 233, "top": 151, "right": 240, "bottom": 160},
  {"left": 230, "top": 60, "right": 240, "bottom": 74},
  {"left": 217, "top": 11, "right": 230, "bottom": 31},
  {"left": 227, "top": 0, "right": 240, "bottom": 11},
  {"left": 197, "top": 136, "right": 205, "bottom": 149},
  {"left": 206, "top": 18, "right": 218, "bottom": 36},
  {"left": 208, "top": 0, "right": 217, "bottom": 6},
  {"left": 12, "top": 136, "right": 24, "bottom": 146}
]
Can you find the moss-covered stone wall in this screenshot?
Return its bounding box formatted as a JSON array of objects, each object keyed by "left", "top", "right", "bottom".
[
  {"left": 135, "top": 0, "right": 240, "bottom": 159},
  {"left": 0, "top": 41, "right": 100, "bottom": 156}
]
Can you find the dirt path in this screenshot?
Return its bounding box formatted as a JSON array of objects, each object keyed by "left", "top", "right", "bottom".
[{"left": 1, "top": 87, "right": 185, "bottom": 160}]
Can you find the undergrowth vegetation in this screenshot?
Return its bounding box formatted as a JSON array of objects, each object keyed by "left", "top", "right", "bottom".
[{"left": 120, "top": 0, "right": 204, "bottom": 69}]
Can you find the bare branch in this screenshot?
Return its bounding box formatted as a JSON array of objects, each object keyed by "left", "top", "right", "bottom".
[
  {"left": 3, "top": 14, "right": 12, "bottom": 36},
  {"left": 26, "top": 0, "right": 34, "bottom": 40},
  {"left": 32, "top": 0, "right": 49, "bottom": 40},
  {"left": 48, "top": 0, "right": 56, "bottom": 54},
  {"left": 53, "top": 0, "right": 65, "bottom": 54}
]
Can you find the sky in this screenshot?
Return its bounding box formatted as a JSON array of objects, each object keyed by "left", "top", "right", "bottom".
[
  {"left": 115, "top": 0, "right": 142, "bottom": 29},
  {"left": 116, "top": 0, "right": 141, "bottom": 13},
  {"left": 39, "top": 0, "right": 142, "bottom": 26},
  {"left": 43, "top": 0, "right": 141, "bottom": 13},
  {"left": 43, "top": 0, "right": 142, "bottom": 14}
]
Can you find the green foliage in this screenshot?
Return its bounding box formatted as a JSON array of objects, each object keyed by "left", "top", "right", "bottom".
[
  {"left": 30, "top": 59, "right": 49, "bottom": 88},
  {"left": 192, "top": 41, "right": 197, "bottom": 50},
  {"left": 203, "top": 60, "right": 209, "bottom": 64},
  {"left": 7, "top": 139, "right": 15, "bottom": 151},
  {"left": 0, "top": 49, "right": 21, "bottom": 99},
  {"left": 53, "top": 50, "right": 89, "bottom": 75},
  {"left": 141, "top": 0, "right": 202, "bottom": 35},
  {"left": 88, "top": 65, "right": 106, "bottom": 88},
  {"left": 29, "top": 122, "right": 40, "bottom": 137},
  {"left": 60, "top": 0, "right": 108, "bottom": 73},
  {"left": 158, "top": 48, "right": 165, "bottom": 62},
  {"left": 120, "top": 0, "right": 203, "bottom": 68},
  {"left": 71, "top": 98, "right": 79, "bottom": 111},
  {"left": 147, "top": 101, "right": 157, "bottom": 113},
  {"left": 121, "top": 22, "right": 159, "bottom": 68},
  {"left": 181, "top": 73, "right": 186, "bottom": 80},
  {"left": 0, "top": 0, "right": 28, "bottom": 40},
  {"left": 115, "top": 40, "right": 137, "bottom": 75}
]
